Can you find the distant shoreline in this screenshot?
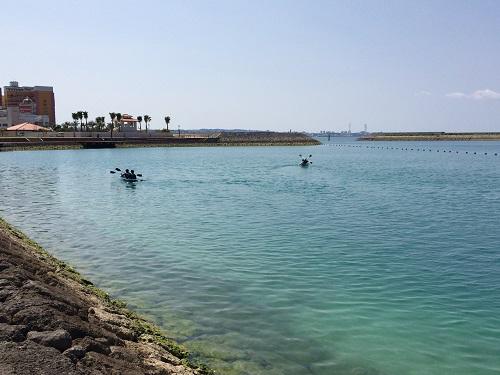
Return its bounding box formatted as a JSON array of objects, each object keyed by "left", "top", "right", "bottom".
[
  {"left": 359, "top": 132, "right": 500, "bottom": 141},
  {"left": 0, "top": 131, "right": 320, "bottom": 152}
]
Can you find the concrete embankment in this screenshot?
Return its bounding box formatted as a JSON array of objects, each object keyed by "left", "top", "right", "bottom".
[
  {"left": 0, "top": 218, "right": 212, "bottom": 375},
  {"left": 0, "top": 131, "right": 320, "bottom": 151},
  {"left": 360, "top": 132, "right": 500, "bottom": 141}
]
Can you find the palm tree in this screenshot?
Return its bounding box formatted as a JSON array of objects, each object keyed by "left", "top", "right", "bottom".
[
  {"left": 164, "top": 116, "right": 171, "bottom": 131},
  {"left": 109, "top": 113, "right": 116, "bottom": 138},
  {"left": 71, "top": 112, "right": 78, "bottom": 137},
  {"left": 116, "top": 113, "right": 122, "bottom": 132},
  {"left": 144, "top": 115, "right": 151, "bottom": 133},
  {"left": 77, "top": 111, "right": 83, "bottom": 131},
  {"left": 137, "top": 116, "right": 143, "bottom": 131},
  {"left": 95, "top": 117, "right": 102, "bottom": 131},
  {"left": 83, "top": 111, "right": 88, "bottom": 131}
]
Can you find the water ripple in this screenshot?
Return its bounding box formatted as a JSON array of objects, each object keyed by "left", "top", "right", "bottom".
[{"left": 1, "top": 142, "right": 500, "bottom": 375}]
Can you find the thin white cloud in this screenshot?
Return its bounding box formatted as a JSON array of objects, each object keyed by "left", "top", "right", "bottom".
[
  {"left": 415, "top": 90, "right": 432, "bottom": 96},
  {"left": 446, "top": 92, "right": 468, "bottom": 99},
  {"left": 446, "top": 89, "right": 500, "bottom": 100},
  {"left": 470, "top": 89, "right": 500, "bottom": 100}
]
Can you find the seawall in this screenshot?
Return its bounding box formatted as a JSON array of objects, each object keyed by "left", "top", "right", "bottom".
[
  {"left": 0, "top": 218, "right": 213, "bottom": 375},
  {"left": 0, "top": 131, "right": 320, "bottom": 151}
]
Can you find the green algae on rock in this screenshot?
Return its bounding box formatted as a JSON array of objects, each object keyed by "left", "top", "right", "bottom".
[{"left": 0, "top": 217, "right": 215, "bottom": 375}]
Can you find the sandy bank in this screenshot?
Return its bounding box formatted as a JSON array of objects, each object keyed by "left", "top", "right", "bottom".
[{"left": 0, "top": 218, "right": 213, "bottom": 375}]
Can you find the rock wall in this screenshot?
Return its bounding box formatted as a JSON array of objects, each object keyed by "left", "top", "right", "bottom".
[{"left": 0, "top": 219, "right": 212, "bottom": 375}]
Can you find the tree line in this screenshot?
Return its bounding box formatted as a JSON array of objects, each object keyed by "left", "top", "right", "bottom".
[{"left": 51, "top": 112, "right": 172, "bottom": 134}]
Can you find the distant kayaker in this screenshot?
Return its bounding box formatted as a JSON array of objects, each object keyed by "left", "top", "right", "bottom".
[
  {"left": 299, "top": 154, "right": 312, "bottom": 167},
  {"left": 123, "top": 169, "right": 131, "bottom": 178},
  {"left": 129, "top": 170, "right": 137, "bottom": 180}
]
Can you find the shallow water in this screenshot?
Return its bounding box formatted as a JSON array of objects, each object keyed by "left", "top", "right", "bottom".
[{"left": 1, "top": 139, "right": 500, "bottom": 375}]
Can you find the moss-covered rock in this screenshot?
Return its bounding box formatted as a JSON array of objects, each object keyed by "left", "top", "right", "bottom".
[{"left": 0, "top": 217, "right": 215, "bottom": 375}]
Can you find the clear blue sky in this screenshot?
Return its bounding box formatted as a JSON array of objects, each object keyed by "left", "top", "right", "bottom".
[{"left": 2, "top": 0, "right": 499, "bottom": 132}]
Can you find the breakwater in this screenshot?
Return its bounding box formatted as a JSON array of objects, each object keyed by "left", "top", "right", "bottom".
[
  {"left": 0, "top": 131, "right": 319, "bottom": 151},
  {"left": 217, "top": 131, "right": 320, "bottom": 145},
  {"left": 360, "top": 132, "right": 500, "bottom": 141},
  {"left": 0, "top": 218, "right": 212, "bottom": 375}
]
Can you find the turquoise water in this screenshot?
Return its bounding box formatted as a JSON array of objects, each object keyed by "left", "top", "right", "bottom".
[{"left": 1, "top": 139, "right": 500, "bottom": 375}]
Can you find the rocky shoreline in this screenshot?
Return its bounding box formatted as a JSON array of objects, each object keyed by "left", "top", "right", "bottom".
[{"left": 0, "top": 218, "right": 213, "bottom": 375}]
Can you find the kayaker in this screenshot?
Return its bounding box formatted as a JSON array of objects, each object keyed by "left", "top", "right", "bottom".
[
  {"left": 123, "top": 169, "right": 131, "bottom": 178},
  {"left": 299, "top": 154, "right": 312, "bottom": 166},
  {"left": 129, "top": 170, "right": 137, "bottom": 180}
]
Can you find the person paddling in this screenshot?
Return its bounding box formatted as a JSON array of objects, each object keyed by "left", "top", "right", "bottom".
[
  {"left": 111, "top": 167, "right": 141, "bottom": 180},
  {"left": 299, "top": 154, "right": 312, "bottom": 166}
]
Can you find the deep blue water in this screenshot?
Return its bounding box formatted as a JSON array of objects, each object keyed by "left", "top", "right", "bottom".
[{"left": 1, "top": 139, "right": 499, "bottom": 375}]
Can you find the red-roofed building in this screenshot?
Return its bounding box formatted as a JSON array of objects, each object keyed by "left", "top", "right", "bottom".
[
  {"left": 117, "top": 114, "right": 138, "bottom": 132},
  {"left": 7, "top": 122, "right": 52, "bottom": 131}
]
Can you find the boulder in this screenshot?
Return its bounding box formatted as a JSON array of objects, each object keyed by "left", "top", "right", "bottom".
[
  {"left": 0, "top": 341, "right": 83, "bottom": 375},
  {"left": 0, "top": 323, "right": 28, "bottom": 342},
  {"left": 27, "top": 329, "right": 72, "bottom": 351},
  {"left": 63, "top": 345, "right": 86, "bottom": 361},
  {"left": 73, "top": 336, "right": 111, "bottom": 355}
]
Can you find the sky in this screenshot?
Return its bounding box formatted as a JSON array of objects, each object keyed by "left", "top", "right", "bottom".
[{"left": 1, "top": 0, "right": 499, "bottom": 132}]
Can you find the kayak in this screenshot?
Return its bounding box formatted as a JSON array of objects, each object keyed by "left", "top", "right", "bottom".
[
  {"left": 121, "top": 176, "right": 138, "bottom": 182},
  {"left": 299, "top": 154, "right": 312, "bottom": 167}
]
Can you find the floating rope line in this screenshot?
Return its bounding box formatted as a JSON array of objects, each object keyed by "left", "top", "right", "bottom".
[{"left": 328, "top": 143, "right": 499, "bottom": 157}]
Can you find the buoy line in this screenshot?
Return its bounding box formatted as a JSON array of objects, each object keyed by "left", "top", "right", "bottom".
[{"left": 328, "top": 143, "right": 498, "bottom": 156}]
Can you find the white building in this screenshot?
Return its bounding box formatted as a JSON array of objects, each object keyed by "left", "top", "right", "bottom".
[
  {"left": 6, "top": 97, "right": 49, "bottom": 127},
  {"left": 0, "top": 107, "right": 8, "bottom": 129},
  {"left": 118, "top": 114, "right": 138, "bottom": 132}
]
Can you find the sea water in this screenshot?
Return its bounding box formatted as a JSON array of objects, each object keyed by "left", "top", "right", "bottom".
[{"left": 1, "top": 139, "right": 499, "bottom": 375}]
